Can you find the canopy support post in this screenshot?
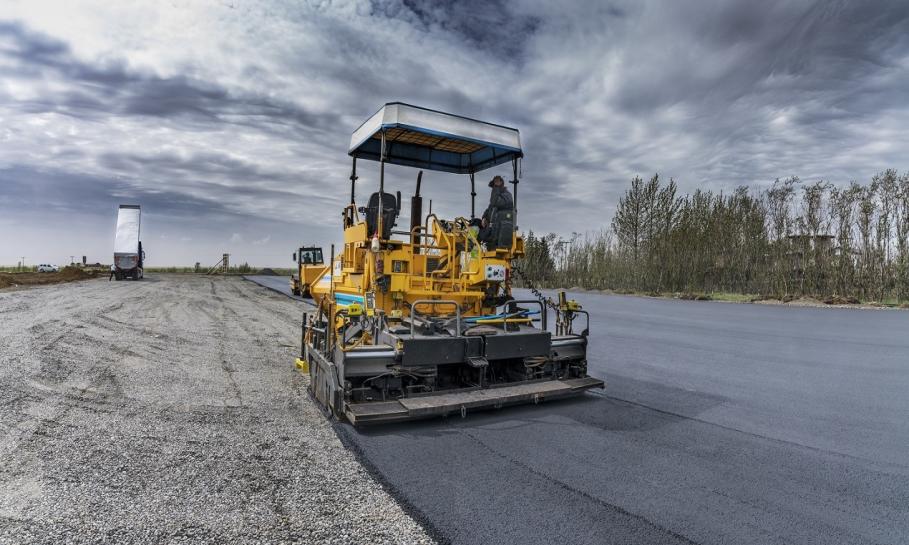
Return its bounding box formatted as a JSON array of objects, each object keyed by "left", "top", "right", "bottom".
[
  {"left": 350, "top": 158, "right": 357, "bottom": 206},
  {"left": 411, "top": 171, "right": 423, "bottom": 254},
  {"left": 511, "top": 157, "right": 519, "bottom": 229},
  {"left": 470, "top": 172, "right": 476, "bottom": 219},
  {"left": 347, "top": 158, "right": 358, "bottom": 227},
  {"left": 377, "top": 130, "right": 386, "bottom": 239}
]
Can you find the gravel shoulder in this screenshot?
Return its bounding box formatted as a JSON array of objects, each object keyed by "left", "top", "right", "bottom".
[{"left": 0, "top": 275, "right": 431, "bottom": 544}]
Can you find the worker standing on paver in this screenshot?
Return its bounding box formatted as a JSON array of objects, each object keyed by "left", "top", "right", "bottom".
[{"left": 479, "top": 175, "right": 513, "bottom": 245}]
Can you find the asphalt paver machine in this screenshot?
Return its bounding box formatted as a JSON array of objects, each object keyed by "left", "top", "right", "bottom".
[
  {"left": 290, "top": 246, "right": 326, "bottom": 297},
  {"left": 300, "top": 103, "right": 604, "bottom": 424}
]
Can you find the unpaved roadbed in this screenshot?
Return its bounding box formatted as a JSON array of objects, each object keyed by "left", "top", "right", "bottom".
[{"left": 0, "top": 275, "right": 431, "bottom": 544}]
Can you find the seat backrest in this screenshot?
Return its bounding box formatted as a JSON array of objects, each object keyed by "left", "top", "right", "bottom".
[{"left": 366, "top": 192, "right": 398, "bottom": 239}]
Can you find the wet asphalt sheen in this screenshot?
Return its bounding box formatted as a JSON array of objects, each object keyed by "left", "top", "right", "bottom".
[
  {"left": 243, "top": 274, "right": 304, "bottom": 301},
  {"left": 245, "top": 277, "right": 909, "bottom": 545}
]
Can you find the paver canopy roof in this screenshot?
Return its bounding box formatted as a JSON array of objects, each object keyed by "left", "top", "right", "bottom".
[{"left": 349, "top": 102, "right": 522, "bottom": 174}]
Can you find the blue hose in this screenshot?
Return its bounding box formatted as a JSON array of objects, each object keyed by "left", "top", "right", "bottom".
[{"left": 463, "top": 309, "right": 540, "bottom": 323}]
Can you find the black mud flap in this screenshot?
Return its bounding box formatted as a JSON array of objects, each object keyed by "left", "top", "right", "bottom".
[{"left": 344, "top": 376, "right": 605, "bottom": 426}]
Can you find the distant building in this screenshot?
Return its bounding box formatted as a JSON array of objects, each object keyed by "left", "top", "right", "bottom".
[{"left": 785, "top": 234, "right": 835, "bottom": 277}]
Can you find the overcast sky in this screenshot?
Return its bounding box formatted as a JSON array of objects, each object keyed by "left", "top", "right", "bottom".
[{"left": 1, "top": 0, "right": 907, "bottom": 267}]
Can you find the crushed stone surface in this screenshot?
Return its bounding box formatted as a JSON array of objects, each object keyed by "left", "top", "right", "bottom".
[{"left": 0, "top": 275, "right": 432, "bottom": 545}]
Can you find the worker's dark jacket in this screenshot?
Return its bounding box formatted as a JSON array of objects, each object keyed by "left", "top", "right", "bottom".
[
  {"left": 482, "top": 186, "right": 513, "bottom": 224},
  {"left": 479, "top": 186, "right": 514, "bottom": 246}
]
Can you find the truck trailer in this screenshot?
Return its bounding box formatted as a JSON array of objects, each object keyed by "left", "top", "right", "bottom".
[{"left": 113, "top": 204, "right": 145, "bottom": 280}]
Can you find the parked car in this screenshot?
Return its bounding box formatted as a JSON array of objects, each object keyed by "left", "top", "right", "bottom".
[{"left": 37, "top": 264, "right": 59, "bottom": 273}]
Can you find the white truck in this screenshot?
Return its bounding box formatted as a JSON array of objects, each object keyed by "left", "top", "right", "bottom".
[{"left": 113, "top": 204, "right": 145, "bottom": 280}]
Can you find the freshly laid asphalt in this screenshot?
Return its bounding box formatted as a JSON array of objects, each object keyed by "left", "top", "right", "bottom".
[
  {"left": 243, "top": 274, "right": 303, "bottom": 301},
  {"left": 245, "top": 277, "right": 909, "bottom": 545}
]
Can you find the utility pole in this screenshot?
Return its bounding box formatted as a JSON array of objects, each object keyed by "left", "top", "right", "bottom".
[
  {"left": 70, "top": 256, "right": 75, "bottom": 265},
  {"left": 20, "top": 257, "right": 25, "bottom": 271}
]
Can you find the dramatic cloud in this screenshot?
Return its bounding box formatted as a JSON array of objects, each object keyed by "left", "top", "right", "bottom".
[{"left": 1, "top": 0, "right": 907, "bottom": 265}]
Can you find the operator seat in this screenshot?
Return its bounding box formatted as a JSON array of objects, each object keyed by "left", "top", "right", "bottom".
[{"left": 365, "top": 191, "right": 400, "bottom": 240}]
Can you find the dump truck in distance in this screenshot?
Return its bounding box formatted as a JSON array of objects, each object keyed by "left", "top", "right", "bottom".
[{"left": 113, "top": 204, "right": 145, "bottom": 280}]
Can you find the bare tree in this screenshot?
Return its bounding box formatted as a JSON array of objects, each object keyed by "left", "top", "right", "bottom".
[{"left": 520, "top": 170, "right": 906, "bottom": 304}]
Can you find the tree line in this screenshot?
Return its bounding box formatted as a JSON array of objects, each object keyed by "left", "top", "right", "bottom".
[{"left": 515, "top": 170, "right": 909, "bottom": 303}]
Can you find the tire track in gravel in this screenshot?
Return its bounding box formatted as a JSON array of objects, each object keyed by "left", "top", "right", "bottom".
[
  {"left": 218, "top": 279, "right": 300, "bottom": 536},
  {"left": 216, "top": 303, "right": 244, "bottom": 407},
  {"left": 229, "top": 280, "right": 304, "bottom": 330},
  {"left": 1, "top": 280, "right": 152, "bottom": 461},
  {"left": 201, "top": 279, "right": 245, "bottom": 407},
  {"left": 215, "top": 278, "right": 319, "bottom": 533},
  {"left": 0, "top": 275, "right": 433, "bottom": 544}
]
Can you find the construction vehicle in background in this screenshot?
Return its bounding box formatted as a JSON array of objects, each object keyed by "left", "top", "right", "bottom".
[
  {"left": 290, "top": 246, "right": 326, "bottom": 297},
  {"left": 299, "top": 102, "right": 604, "bottom": 425},
  {"left": 112, "top": 204, "right": 145, "bottom": 281}
]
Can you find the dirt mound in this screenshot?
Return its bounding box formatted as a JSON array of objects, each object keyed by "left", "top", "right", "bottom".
[
  {"left": 0, "top": 267, "right": 98, "bottom": 290},
  {"left": 824, "top": 295, "right": 861, "bottom": 305},
  {"left": 257, "top": 268, "right": 279, "bottom": 276}
]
